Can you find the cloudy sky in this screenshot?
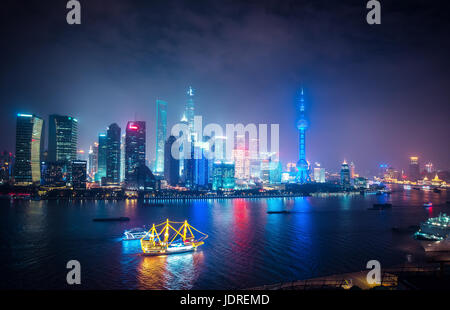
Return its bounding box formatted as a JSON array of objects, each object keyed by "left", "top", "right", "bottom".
[{"left": 1, "top": 0, "right": 449, "bottom": 175}]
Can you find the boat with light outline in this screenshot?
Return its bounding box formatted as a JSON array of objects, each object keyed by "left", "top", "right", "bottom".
[
  {"left": 123, "top": 227, "right": 149, "bottom": 240},
  {"left": 140, "top": 219, "right": 207, "bottom": 256}
]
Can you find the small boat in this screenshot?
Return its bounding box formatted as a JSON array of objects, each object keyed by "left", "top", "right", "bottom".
[
  {"left": 368, "top": 203, "right": 392, "bottom": 210},
  {"left": 93, "top": 217, "right": 130, "bottom": 222},
  {"left": 267, "top": 210, "right": 291, "bottom": 214},
  {"left": 140, "top": 219, "right": 207, "bottom": 256},
  {"left": 423, "top": 202, "right": 433, "bottom": 208},
  {"left": 123, "top": 227, "right": 148, "bottom": 240},
  {"left": 433, "top": 188, "right": 441, "bottom": 193}
]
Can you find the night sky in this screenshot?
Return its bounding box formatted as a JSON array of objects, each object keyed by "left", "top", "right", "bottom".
[{"left": 1, "top": 0, "right": 449, "bottom": 176}]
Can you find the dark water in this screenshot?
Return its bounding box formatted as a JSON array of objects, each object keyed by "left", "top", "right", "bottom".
[{"left": 1, "top": 186, "right": 449, "bottom": 289}]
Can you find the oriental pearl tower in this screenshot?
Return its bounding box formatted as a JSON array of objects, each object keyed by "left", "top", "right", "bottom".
[{"left": 295, "top": 88, "right": 311, "bottom": 183}]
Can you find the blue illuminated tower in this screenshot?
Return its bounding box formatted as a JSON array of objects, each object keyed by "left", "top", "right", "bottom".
[{"left": 296, "top": 88, "right": 311, "bottom": 183}]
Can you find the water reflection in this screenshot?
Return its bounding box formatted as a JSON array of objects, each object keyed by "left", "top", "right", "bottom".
[{"left": 137, "top": 251, "right": 204, "bottom": 289}]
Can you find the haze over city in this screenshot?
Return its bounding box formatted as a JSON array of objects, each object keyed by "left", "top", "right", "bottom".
[{"left": 1, "top": 0, "right": 449, "bottom": 175}]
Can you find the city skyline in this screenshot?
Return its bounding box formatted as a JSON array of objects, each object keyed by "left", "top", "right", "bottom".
[{"left": 1, "top": 0, "right": 449, "bottom": 175}]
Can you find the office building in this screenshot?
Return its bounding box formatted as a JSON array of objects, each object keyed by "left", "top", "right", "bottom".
[
  {"left": 14, "top": 114, "right": 44, "bottom": 185},
  {"left": 154, "top": 100, "right": 167, "bottom": 175},
  {"left": 106, "top": 123, "right": 121, "bottom": 185},
  {"left": 72, "top": 160, "right": 87, "bottom": 190},
  {"left": 125, "top": 121, "right": 146, "bottom": 186},
  {"left": 164, "top": 135, "right": 179, "bottom": 186}
]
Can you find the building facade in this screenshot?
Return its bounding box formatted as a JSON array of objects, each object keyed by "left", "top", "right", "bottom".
[
  {"left": 155, "top": 100, "right": 167, "bottom": 175},
  {"left": 14, "top": 114, "right": 44, "bottom": 185},
  {"left": 72, "top": 160, "right": 87, "bottom": 190},
  {"left": 164, "top": 135, "right": 179, "bottom": 186},
  {"left": 125, "top": 121, "right": 146, "bottom": 186},
  {"left": 340, "top": 160, "right": 351, "bottom": 189},
  {"left": 96, "top": 133, "right": 107, "bottom": 183},
  {"left": 106, "top": 123, "right": 121, "bottom": 185}
]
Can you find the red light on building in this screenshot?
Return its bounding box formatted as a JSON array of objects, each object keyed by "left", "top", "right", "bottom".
[{"left": 129, "top": 124, "right": 138, "bottom": 130}]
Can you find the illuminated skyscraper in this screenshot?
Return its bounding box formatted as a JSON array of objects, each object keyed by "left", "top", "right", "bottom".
[
  {"left": 120, "top": 134, "right": 125, "bottom": 182},
  {"left": 296, "top": 88, "right": 310, "bottom": 183},
  {"left": 185, "top": 86, "right": 195, "bottom": 139},
  {"left": 409, "top": 156, "right": 420, "bottom": 181},
  {"left": 48, "top": 115, "right": 78, "bottom": 163},
  {"left": 155, "top": 99, "right": 167, "bottom": 175},
  {"left": 96, "top": 133, "right": 107, "bottom": 183},
  {"left": 125, "top": 121, "right": 146, "bottom": 186},
  {"left": 88, "top": 142, "right": 98, "bottom": 181},
  {"left": 425, "top": 162, "right": 433, "bottom": 173},
  {"left": 179, "top": 113, "right": 188, "bottom": 179},
  {"left": 349, "top": 162, "right": 355, "bottom": 178},
  {"left": 14, "top": 114, "right": 44, "bottom": 185},
  {"left": 164, "top": 136, "right": 179, "bottom": 186},
  {"left": 212, "top": 161, "right": 235, "bottom": 190},
  {"left": 106, "top": 123, "right": 121, "bottom": 185},
  {"left": 340, "top": 160, "right": 351, "bottom": 189},
  {"left": 313, "top": 163, "right": 326, "bottom": 183}
]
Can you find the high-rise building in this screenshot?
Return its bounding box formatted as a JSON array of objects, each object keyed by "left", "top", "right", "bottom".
[
  {"left": 96, "top": 133, "right": 107, "bottom": 183},
  {"left": 120, "top": 134, "right": 125, "bottom": 183},
  {"left": 313, "top": 164, "right": 326, "bottom": 183},
  {"left": 72, "top": 160, "right": 87, "bottom": 190},
  {"left": 125, "top": 121, "right": 146, "bottom": 186},
  {"left": 425, "top": 162, "right": 433, "bottom": 173},
  {"left": 0, "top": 151, "right": 13, "bottom": 184},
  {"left": 155, "top": 100, "right": 167, "bottom": 175},
  {"left": 178, "top": 113, "right": 189, "bottom": 179},
  {"left": 185, "top": 86, "right": 195, "bottom": 138},
  {"left": 88, "top": 142, "right": 98, "bottom": 181},
  {"left": 14, "top": 114, "right": 44, "bottom": 185},
  {"left": 193, "top": 140, "right": 209, "bottom": 188},
  {"left": 232, "top": 134, "right": 250, "bottom": 181},
  {"left": 269, "top": 160, "right": 283, "bottom": 184},
  {"left": 164, "top": 136, "right": 179, "bottom": 186},
  {"left": 296, "top": 88, "right": 310, "bottom": 183},
  {"left": 409, "top": 156, "right": 420, "bottom": 181},
  {"left": 212, "top": 161, "right": 235, "bottom": 191},
  {"left": 349, "top": 162, "right": 355, "bottom": 178},
  {"left": 340, "top": 160, "right": 351, "bottom": 189},
  {"left": 106, "top": 123, "right": 121, "bottom": 185},
  {"left": 48, "top": 115, "right": 78, "bottom": 179}
]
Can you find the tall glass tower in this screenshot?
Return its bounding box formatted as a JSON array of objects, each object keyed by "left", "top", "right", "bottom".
[
  {"left": 96, "top": 133, "right": 107, "bottom": 183},
  {"left": 14, "top": 113, "right": 44, "bottom": 185},
  {"left": 154, "top": 100, "right": 167, "bottom": 175},
  {"left": 106, "top": 123, "right": 121, "bottom": 185},
  {"left": 125, "top": 121, "right": 146, "bottom": 186},
  {"left": 296, "top": 88, "right": 311, "bottom": 183},
  {"left": 185, "top": 86, "right": 195, "bottom": 140}
]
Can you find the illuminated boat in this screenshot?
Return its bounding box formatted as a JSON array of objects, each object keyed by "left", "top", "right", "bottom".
[
  {"left": 140, "top": 219, "right": 207, "bottom": 256},
  {"left": 123, "top": 227, "right": 148, "bottom": 241},
  {"left": 414, "top": 213, "right": 450, "bottom": 241},
  {"left": 423, "top": 202, "right": 433, "bottom": 208}
]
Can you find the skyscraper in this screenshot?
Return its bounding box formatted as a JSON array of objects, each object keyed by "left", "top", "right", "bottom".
[
  {"left": 72, "top": 160, "right": 87, "bottom": 190},
  {"left": 349, "top": 162, "right": 355, "bottom": 178},
  {"left": 125, "top": 121, "right": 146, "bottom": 186},
  {"left": 409, "top": 156, "right": 420, "bottom": 181},
  {"left": 14, "top": 114, "right": 44, "bottom": 185},
  {"left": 88, "top": 142, "right": 98, "bottom": 181},
  {"left": 185, "top": 86, "right": 195, "bottom": 139},
  {"left": 340, "top": 160, "right": 351, "bottom": 189},
  {"left": 48, "top": 114, "right": 78, "bottom": 163},
  {"left": 212, "top": 161, "right": 235, "bottom": 191},
  {"left": 96, "top": 133, "right": 107, "bottom": 183},
  {"left": 106, "top": 123, "right": 121, "bottom": 185},
  {"left": 164, "top": 136, "right": 179, "bottom": 186},
  {"left": 120, "top": 134, "right": 125, "bottom": 183},
  {"left": 296, "top": 88, "right": 310, "bottom": 183},
  {"left": 155, "top": 99, "right": 167, "bottom": 175}
]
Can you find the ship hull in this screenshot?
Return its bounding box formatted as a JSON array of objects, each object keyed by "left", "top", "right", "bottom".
[{"left": 142, "top": 245, "right": 196, "bottom": 256}]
